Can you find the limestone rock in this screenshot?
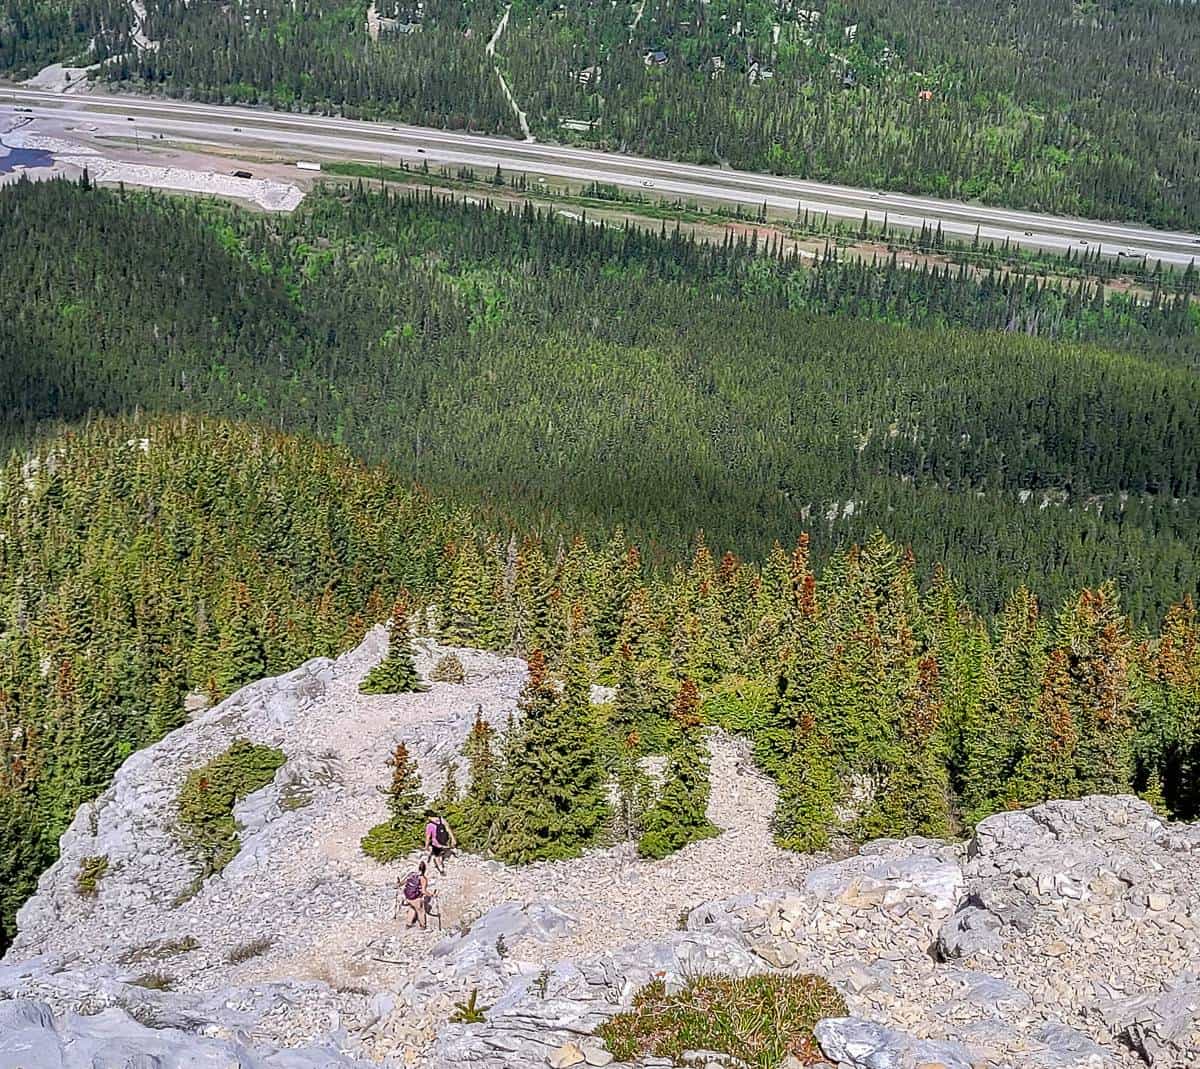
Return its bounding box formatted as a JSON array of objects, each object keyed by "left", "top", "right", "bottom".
[
  {"left": 814, "top": 1016, "right": 975, "bottom": 1069},
  {"left": 548, "top": 1041, "right": 585, "bottom": 1068}
]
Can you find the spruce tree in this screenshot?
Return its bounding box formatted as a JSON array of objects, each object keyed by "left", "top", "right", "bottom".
[
  {"left": 215, "top": 581, "right": 267, "bottom": 698},
  {"left": 361, "top": 741, "right": 427, "bottom": 862},
  {"left": 442, "top": 542, "right": 484, "bottom": 646},
  {"left": 1009, "top": 648, "right": 1080, "bottom": 807},
  {"left": 492, "top": 649, "right": 609, "bottom": 863},
  {"left": 774, "top": 711, "right": 840, "bottom": 852},
  {"left": 455, "top": 706, "right": 499, "bottom": 850},
  {"left": 637, "top": 680, "right": 719, "bottom": 859},
  {"left": 360, "top": 608, "right": 427, "bottom": 695},
  {"left": 613, "top": 728, "right": 653, "bottom": 841},
  {"left": 861, "top": 656, "right": 952, "bottom": 840},
  {"left": 958, "top": 588, "right": 1046, "bottom": 824}
]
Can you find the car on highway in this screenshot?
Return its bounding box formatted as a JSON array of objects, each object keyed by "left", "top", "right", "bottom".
[
  {"left": 15, "top": 106, "right": 32, "bottom": 113},
  {"left": 1023, "top": 230, "right": 1033, "bottom": 236},
  {"left": 642, "top": 179, "right": 654, "bottom": 188}
]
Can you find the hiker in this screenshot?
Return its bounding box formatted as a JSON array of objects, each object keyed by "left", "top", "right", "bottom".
[
  {"left": 425, "top": 810, "right": 457, "bottom": 875},
  {"left": 397, "top": 860, "right": 433, "bottom": 929}
]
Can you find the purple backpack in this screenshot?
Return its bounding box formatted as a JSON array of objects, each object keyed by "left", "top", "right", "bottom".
[{"left": 403, "top": 872, "right": 423, "bottom": 900}]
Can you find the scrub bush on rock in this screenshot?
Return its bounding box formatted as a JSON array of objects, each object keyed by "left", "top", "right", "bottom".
[{"left": 177, "top": 739, "right": 285, "bottom": 876}]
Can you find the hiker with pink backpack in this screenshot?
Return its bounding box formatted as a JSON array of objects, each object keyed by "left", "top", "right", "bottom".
[{"left": 397, "top": 860, "right": 435, "bottom": 929}]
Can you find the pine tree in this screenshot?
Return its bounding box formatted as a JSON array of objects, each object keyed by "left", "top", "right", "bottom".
[
  {"left": 637, "top": 680, "right": 719, "bottom": 859},
  {"left": 360, "top": 607, "right": 427, "bottom": 694}
]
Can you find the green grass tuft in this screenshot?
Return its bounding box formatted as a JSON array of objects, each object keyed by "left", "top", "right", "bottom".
[
  {"left": 75, "top": 855, "right": 109, "bottom": 897},
  {"left": 596, "top": 973, "right": 846, "bottom": 1068},
  {"left": 227, "top": 936, "right": 273, "bottom": 963}
]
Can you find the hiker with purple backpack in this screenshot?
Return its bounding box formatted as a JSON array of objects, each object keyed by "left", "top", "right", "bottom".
[{"left": 397, "top": 860, "right": 434, "bottom": 929}]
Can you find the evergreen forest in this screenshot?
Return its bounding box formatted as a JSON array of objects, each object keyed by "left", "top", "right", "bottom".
[
  {"left": 2, "top": 178, "right": 1199, "bottom": 621},
  {"left": 0, "top": 175, "right": 1198, "bottom": 951},
  {"left": 2, "top": 0, "right": 1199, "bottom": 228}
]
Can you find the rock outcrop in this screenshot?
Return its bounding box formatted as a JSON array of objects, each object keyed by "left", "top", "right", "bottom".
[{"left": 1, "top": 631, "right": 1197, "bottom": 1069}]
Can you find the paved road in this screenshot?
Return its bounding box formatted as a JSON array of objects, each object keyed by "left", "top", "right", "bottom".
[{"left": 4, "top": 85, "right": 1200, "bottom": 267}]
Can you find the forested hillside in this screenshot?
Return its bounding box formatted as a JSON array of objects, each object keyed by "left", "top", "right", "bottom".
[
  {"left": 2, "top": 416, "right": 1198, "bottom": 955},
  {"left": 2, "top": 177, "right": 1198, "bottom": 623},
  {"left": 4, "top": 0, "right": 1199, "bottom": 227}
]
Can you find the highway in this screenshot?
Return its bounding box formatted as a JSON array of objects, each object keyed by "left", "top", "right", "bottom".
[{"left": 4, "top": 85, "right": 1200, "bottom": 268}]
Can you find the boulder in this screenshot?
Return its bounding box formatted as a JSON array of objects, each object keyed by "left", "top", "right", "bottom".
[
  {"left": 1099, "top": 977, "right": 1200, "bottom": 1066},
  {"left": 814, "top": 1016, "right": 975, "bottom": 1069}
]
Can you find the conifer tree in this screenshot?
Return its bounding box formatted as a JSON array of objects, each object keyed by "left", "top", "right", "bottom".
[
  {"left": 1135, "top": 597, "right": 1200, "bottom": 818},
  {"left": 861, "top": 656, "right": 952, "bottom": 839},
  {"left": 361, "top": 741, "right": 427, "bottom": 862},
  {"left": 613, "top": 729, "right": 653, "bottom": 841},
  {"left": 774, "top": 711, "right": 841, "bottom": 852},
  {"left": 215, "top": 581, "right": 267, "bottom": 698},
  {"left": 437, "top": 760, "right": 460, "bottom": 809},
  {"left": 361, "top": 607, "right": 427, "bottom": 694},
  {"left": 453, "top": 706, "right": 500, "bottom": 850},
  {"left": 384, "top": 741, "right": 426, "bottom": 828},
  {"left": 637, "top": 680, "right": 719, "bottom": 859},
  {"left": 958, "top": 587, "right": 1046, "bottom": 824},
  {"left": 1009, "top": 648, "right": 1080, "bottom": 806},
  {"left": 492, "top": 648, "right": 609, "bottom": 863},
  {"left": 442, "top": 541, "right": 485, "bottom": 646}
]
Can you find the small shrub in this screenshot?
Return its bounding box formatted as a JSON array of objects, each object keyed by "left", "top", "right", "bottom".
[
  {"left": 177, "top": 739, "right": 286, "bottom": 876},
  {"left": 450, "top": 988, "right": 489, "bottom": 1024},
  {"left": 279, "top": 784, "right": 312, "bottom": 812},
  {"left": 596, "top": 973, "right": 847, "bottom": 1069},
  {"left": 75, "top": 855, "right": 109, "bottom": 897},
  {"left": 227, "top": 936, "right": 273, "bottom": 964},
  {"left": 430, "top": 653, "right": 466, "bottom": 684},
  {"left": 130, "top": 971, "right": 175, "bottom": 991},
  {"left": 170, "top": 872, "right": 206, "bottom": 908},
  {"left": 118, "top": 936, "right": 198, "bottom": 965},
  {"left": 361, "top": 820, "right": 419, "bottom": 863}
]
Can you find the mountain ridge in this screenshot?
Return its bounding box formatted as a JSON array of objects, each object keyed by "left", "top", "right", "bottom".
[{"left": 3, "top": 630, "right": 1197, "bottom": 1068}]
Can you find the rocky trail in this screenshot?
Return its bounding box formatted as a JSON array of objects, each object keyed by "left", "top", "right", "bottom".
[{"left": 2, "top": 632, "right": 1199, "bottom": 1068}]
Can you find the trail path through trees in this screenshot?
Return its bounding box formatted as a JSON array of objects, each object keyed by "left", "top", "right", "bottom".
[
  {"left": 487, "top": 5, "right": 533, "bottom": 141},
  {"left": 267, "top": 634, "right": 816, "bottom": 998}
]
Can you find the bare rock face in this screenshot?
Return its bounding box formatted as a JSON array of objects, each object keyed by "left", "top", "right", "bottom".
[
  {"left": 0, "top": 996, "right": 371, "bottom": 1068},
  {"left": 2, "top": 629, "right": 1197, "bottom": 1069}
]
